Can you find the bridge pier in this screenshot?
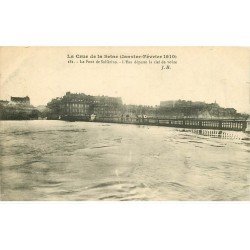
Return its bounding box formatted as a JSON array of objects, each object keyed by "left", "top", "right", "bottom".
[
  {"left": 219, "top": 120, "right": 222, "bottom": 130},
  {"left": 245, "top": 117, "right": 250, "bottom": 132}
]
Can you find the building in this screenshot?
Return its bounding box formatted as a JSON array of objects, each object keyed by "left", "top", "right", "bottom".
[
  {"left": 60, "top": 99, "right": 91, "bottom": 117},
  {"left": 0, "top": 96, "right": 39, "bottom": 120},
  {"left": 10, "top": 96, "right": 30, "bottom": 105},
  {"left": 92, "top": 96, "right": 123, "bottom": 117},
  {"left": 160, "top": 100, "right": 207, "bottom": 108},
  {"left": 0, "top": 100, "right": 9, "bottom": 106},
  {"left": 160, "top": 100, "right": 176, "bottom": 108},
  {"left": 59, "top": 92, "right": 91, "bottom": 117},
  {"left": 123, "top": 104, "right": 156, "bottom": 118},
  {"left": 58, "top": 92, "right": 123, "bottom": 118}
]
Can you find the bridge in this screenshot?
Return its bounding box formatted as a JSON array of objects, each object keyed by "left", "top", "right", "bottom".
[{"left": 94, "top": 117, "right": 248, "bottom": 132}]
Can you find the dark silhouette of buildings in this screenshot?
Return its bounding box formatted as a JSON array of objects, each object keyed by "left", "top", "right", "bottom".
[
  {"left": 10, "top": 96, "right": 30, "bottom": 105},
  {"left": 47, "top": 92, "right": 123, "bottom": 119},
  {"left": 46, "top": 92, "right": 245, "bottom": 120},
  {"left": 0, "top": 100, "right": 9, "bottom": 106},
  {"left": 0, "top": 96, "right": 38, "bottom": 120}
]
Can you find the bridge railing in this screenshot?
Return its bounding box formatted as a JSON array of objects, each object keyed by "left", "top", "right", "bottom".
[{"left": 94, "top": 117, "right": 247, "bottom": 132}]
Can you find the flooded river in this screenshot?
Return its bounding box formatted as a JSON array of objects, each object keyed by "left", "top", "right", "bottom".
[{"left": 0, "top": 120, "right": 249, "bottom": 200}]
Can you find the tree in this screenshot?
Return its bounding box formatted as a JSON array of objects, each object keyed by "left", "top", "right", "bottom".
[{"left": 46, "top": 98, "right": 62, "bottom": 115}]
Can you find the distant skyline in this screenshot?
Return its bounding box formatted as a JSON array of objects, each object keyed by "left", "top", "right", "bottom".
[
  {"left": 1, "top": 47, "right": 249, "bottom": 113},
  {"left": 1, "top": 92, "right": 241, "bottom": 110}
]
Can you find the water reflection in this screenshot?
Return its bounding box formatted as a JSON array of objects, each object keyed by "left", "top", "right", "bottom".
[{"left": 178, "top": 128, "right": 247, "bottom": 140}]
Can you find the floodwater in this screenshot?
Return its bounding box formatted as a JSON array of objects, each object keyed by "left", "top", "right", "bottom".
[{"left": 0, "top": 120, "right": 249, "bottom": 201}]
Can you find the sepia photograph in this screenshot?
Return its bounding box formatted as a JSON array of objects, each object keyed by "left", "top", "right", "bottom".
[
  {"left": 1, "top": 1, "right": 250, "bottom": 250},
  {"left": 0, "top": 46, "right": 249, "bottom": 201}
]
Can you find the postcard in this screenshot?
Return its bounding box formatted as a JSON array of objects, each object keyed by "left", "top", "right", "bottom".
[{"left": 0, "top": 46, "right": 249, "bottom": 200}]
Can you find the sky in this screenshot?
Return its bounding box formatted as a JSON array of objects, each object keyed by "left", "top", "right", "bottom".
[{"left": 0, "top": 46, "right": 249, "bottom": 113}]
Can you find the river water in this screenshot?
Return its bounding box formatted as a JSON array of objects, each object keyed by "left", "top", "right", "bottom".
[{"left": 0, "top": 120, "right": 249, "bottom": 201}]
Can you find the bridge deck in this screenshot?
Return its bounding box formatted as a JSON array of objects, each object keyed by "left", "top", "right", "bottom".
[{"left": 94, "top": 117, "right": 247, "bottom": 132}]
